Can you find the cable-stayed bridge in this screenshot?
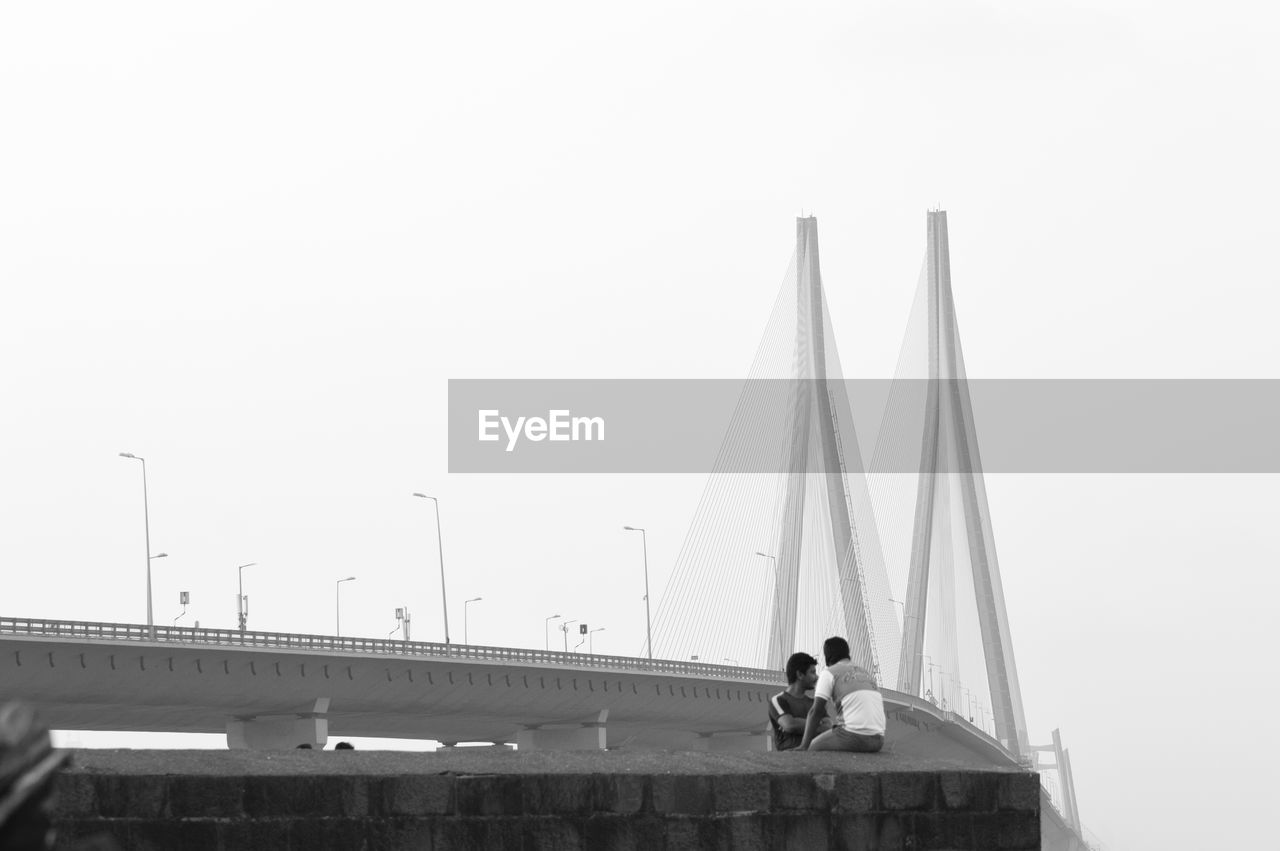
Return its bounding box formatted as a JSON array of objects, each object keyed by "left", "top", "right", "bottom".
[
  {"left": 0, "top": 213, "right": 1093, "bottom": 849},
  {"left": 653, "top": 212, "right": 1029, "bottom": 749}
]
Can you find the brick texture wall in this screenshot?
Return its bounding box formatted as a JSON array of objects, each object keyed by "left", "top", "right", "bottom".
[{"left": 53, "top": 766, "right": 1040, "bottom": 850}]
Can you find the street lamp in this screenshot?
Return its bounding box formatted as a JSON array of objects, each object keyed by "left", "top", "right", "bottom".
[
  {"left": 236, "top": 562, "right": 258, "bottom": 632},
  {"left": 755, "top": 551, "right": 779, "bottom": 601},
  {"left": 413, "top": 493, "right": 451, "bottom": 644},
  {"left": 119, "top": 452, "right": 155, "bottom": 637},
  {"left": 888, "top": 597, "right": 906, "bottom": 625},
  {"left": 335, "top": 576, "right": 356, "bottom": 636},
  {"left": 464, "top": 597, "right": 482, "bottom": 645},
  {"left": 623, "top": 526, "right": 652, "bottom": 659},
  {"left": 560, "top": 619, "right": 578, "bottom": 653},
  {"left": 755, "top": 551, "right": 782, "bottom": 662},
  {"left": 588, "top": 627, "right": 605, "bottom": 654},
  {"left": 926, "top": 660, "right": 952, "bottom": 708},
  {"left": 544, "top": 614, "right": 561, "bottom": 651},
  {"left": 150, "top": 554, "right": 168, "bottom": 628}
]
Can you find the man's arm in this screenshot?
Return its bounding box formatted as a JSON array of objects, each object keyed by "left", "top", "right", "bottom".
[
  {"left": 798, "top": 696, "right": 830, "bottom": 750},
  {"left": 769, "top": 694, "right": 807, "bottom": 734},
  {"left": 776, "top": 713, "right": 806, "bottom": 733}
]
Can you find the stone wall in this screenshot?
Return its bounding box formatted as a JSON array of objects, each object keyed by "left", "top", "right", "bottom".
[{"left": 51, "top": 750, "right": 1040, "bottom": 850}]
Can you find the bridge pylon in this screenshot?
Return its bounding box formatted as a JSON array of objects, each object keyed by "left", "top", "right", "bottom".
[
  {"left": 894, "top": 210, "right": 1030, "bottom": 757},
  {"left": 769, "top": 217, "right": 879, "bottom": 675}
]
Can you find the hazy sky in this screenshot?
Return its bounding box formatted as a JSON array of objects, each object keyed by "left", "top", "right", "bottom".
[{"left": 3, "top": 3, "right": 1277, "bottom": 848}]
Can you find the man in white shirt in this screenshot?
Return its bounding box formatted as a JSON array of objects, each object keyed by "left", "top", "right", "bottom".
[{"left": 798, "top": 636, "right": 886, "bottom": 753}]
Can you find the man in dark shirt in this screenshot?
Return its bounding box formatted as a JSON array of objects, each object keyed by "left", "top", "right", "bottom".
[{"left": 768, "top": 652, "right": 830, "bottom": 750}]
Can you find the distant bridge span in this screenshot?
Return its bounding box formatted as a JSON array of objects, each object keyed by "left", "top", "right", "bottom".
[{"left": 4, "top": 616, "right": 1008, "bottom": 763}]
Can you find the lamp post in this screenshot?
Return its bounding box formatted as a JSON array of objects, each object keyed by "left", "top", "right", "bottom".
[
  {"left": 888, "top": 597, "right": 906, "bottom": 626},
  {"left": 926, "top": 661, "right": 951, "bottom": 708},
  {"left": 336, "top": 576, "right": 356, "bottom": 636},
  {"left": 623, "top": 526, "right": 652, "bottom": 659},
  {"left": 544, "top": 614, "right": 561, "bottom": 651},
  {"left": 237, "top": 562, "right": 257, "bottom": 632},
  {"left": 413, "top": 493, "right": 451, "bottom": 644},
  {"left": 561, "top": 619, "right": 577, "bottom": 653},
  {"left": 464, "top": 597, "right": 482, "bottom": 645},
  {"left": 588, "top": 627, "right": 604, "bottom": 654},
  {"left": 755, "top": 550, "right": 779, "bottom": 613},
  {"left": 149, "top": 553, "right": 168, "bottom": 625},
  {"left": 755, "top": 552, "right": 782, "bottom": 665},
  {"left": 118, "top": 452, "right": 155, "bottom": 637}
]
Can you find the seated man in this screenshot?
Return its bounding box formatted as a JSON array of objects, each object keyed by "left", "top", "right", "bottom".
[
  {"left": 767, "top": 652, "right": 830, "bottom": 750},
  {"left": 798, "top": 636, "right": 885, "bottom": 753}
]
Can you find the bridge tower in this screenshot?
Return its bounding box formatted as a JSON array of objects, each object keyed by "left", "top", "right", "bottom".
[
  {"left": 769, "top": 217, "right": 878, "bottom": 674},
  {"left": 651, "top": 215, "right": 897, "bottom": 679},
  {"left": 894, "top": 211, "right": 1030, "bottom": 756}
]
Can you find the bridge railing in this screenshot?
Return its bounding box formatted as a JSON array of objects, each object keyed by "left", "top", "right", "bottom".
[{"left": 0, "top": 616, "right": 782, "bottom": 684}]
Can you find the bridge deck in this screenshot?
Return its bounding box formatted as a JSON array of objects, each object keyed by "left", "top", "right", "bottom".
[{"left": 2, "top": 617, "right": 1013, "bottom": 760}]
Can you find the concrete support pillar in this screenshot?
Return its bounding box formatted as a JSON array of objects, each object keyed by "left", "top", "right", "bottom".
[
  {"left": 227, "top": 715, "right": 328, "bottom": 750},
  {"left": 515, "top": 710, "right": 607, "bottom": 751},
  {"left": 226, "top": 698, "right": 330, "bottom": 750}
]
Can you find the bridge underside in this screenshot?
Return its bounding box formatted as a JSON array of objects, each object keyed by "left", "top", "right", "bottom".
[{"left": 6, "top": 635, "right": 777, "bottom": 749}]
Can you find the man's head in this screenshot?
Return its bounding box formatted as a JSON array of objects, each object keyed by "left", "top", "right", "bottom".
[
  {"left": 785, "top": 651, "right": 818, "bottom": 686},
  {"left": 822, "top": 636, "right": 851, "bottom": 667}
]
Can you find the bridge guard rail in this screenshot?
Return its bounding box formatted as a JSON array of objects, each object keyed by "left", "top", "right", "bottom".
[{"left": 0, "top": 616, "right": 781, "bottom": 684}]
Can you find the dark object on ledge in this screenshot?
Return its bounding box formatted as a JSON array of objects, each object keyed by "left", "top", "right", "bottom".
[{"left": 0, "top": 702, "right": 71, "bottom": 851}]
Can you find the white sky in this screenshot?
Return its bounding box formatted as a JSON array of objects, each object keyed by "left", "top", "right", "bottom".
[{"left": 2, "top": 3, "right": 1277, "bottom": 848}]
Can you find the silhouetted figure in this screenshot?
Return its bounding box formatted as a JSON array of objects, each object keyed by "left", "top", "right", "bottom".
[
  {"left": 334, "top": 742, "right": 354, "bottom": 750},
  {"left": 295, "top": 743, "right": 313, "bottom": 749}
]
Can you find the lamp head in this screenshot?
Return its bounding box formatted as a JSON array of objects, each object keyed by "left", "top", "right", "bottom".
[{"left": 119, "top": 452, "right": 136, "bottom": 459}]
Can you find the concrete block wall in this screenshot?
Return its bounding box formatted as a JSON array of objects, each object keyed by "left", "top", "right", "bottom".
[{"left": 53, "top": 766, "right": 1040, "bottom": 850}]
